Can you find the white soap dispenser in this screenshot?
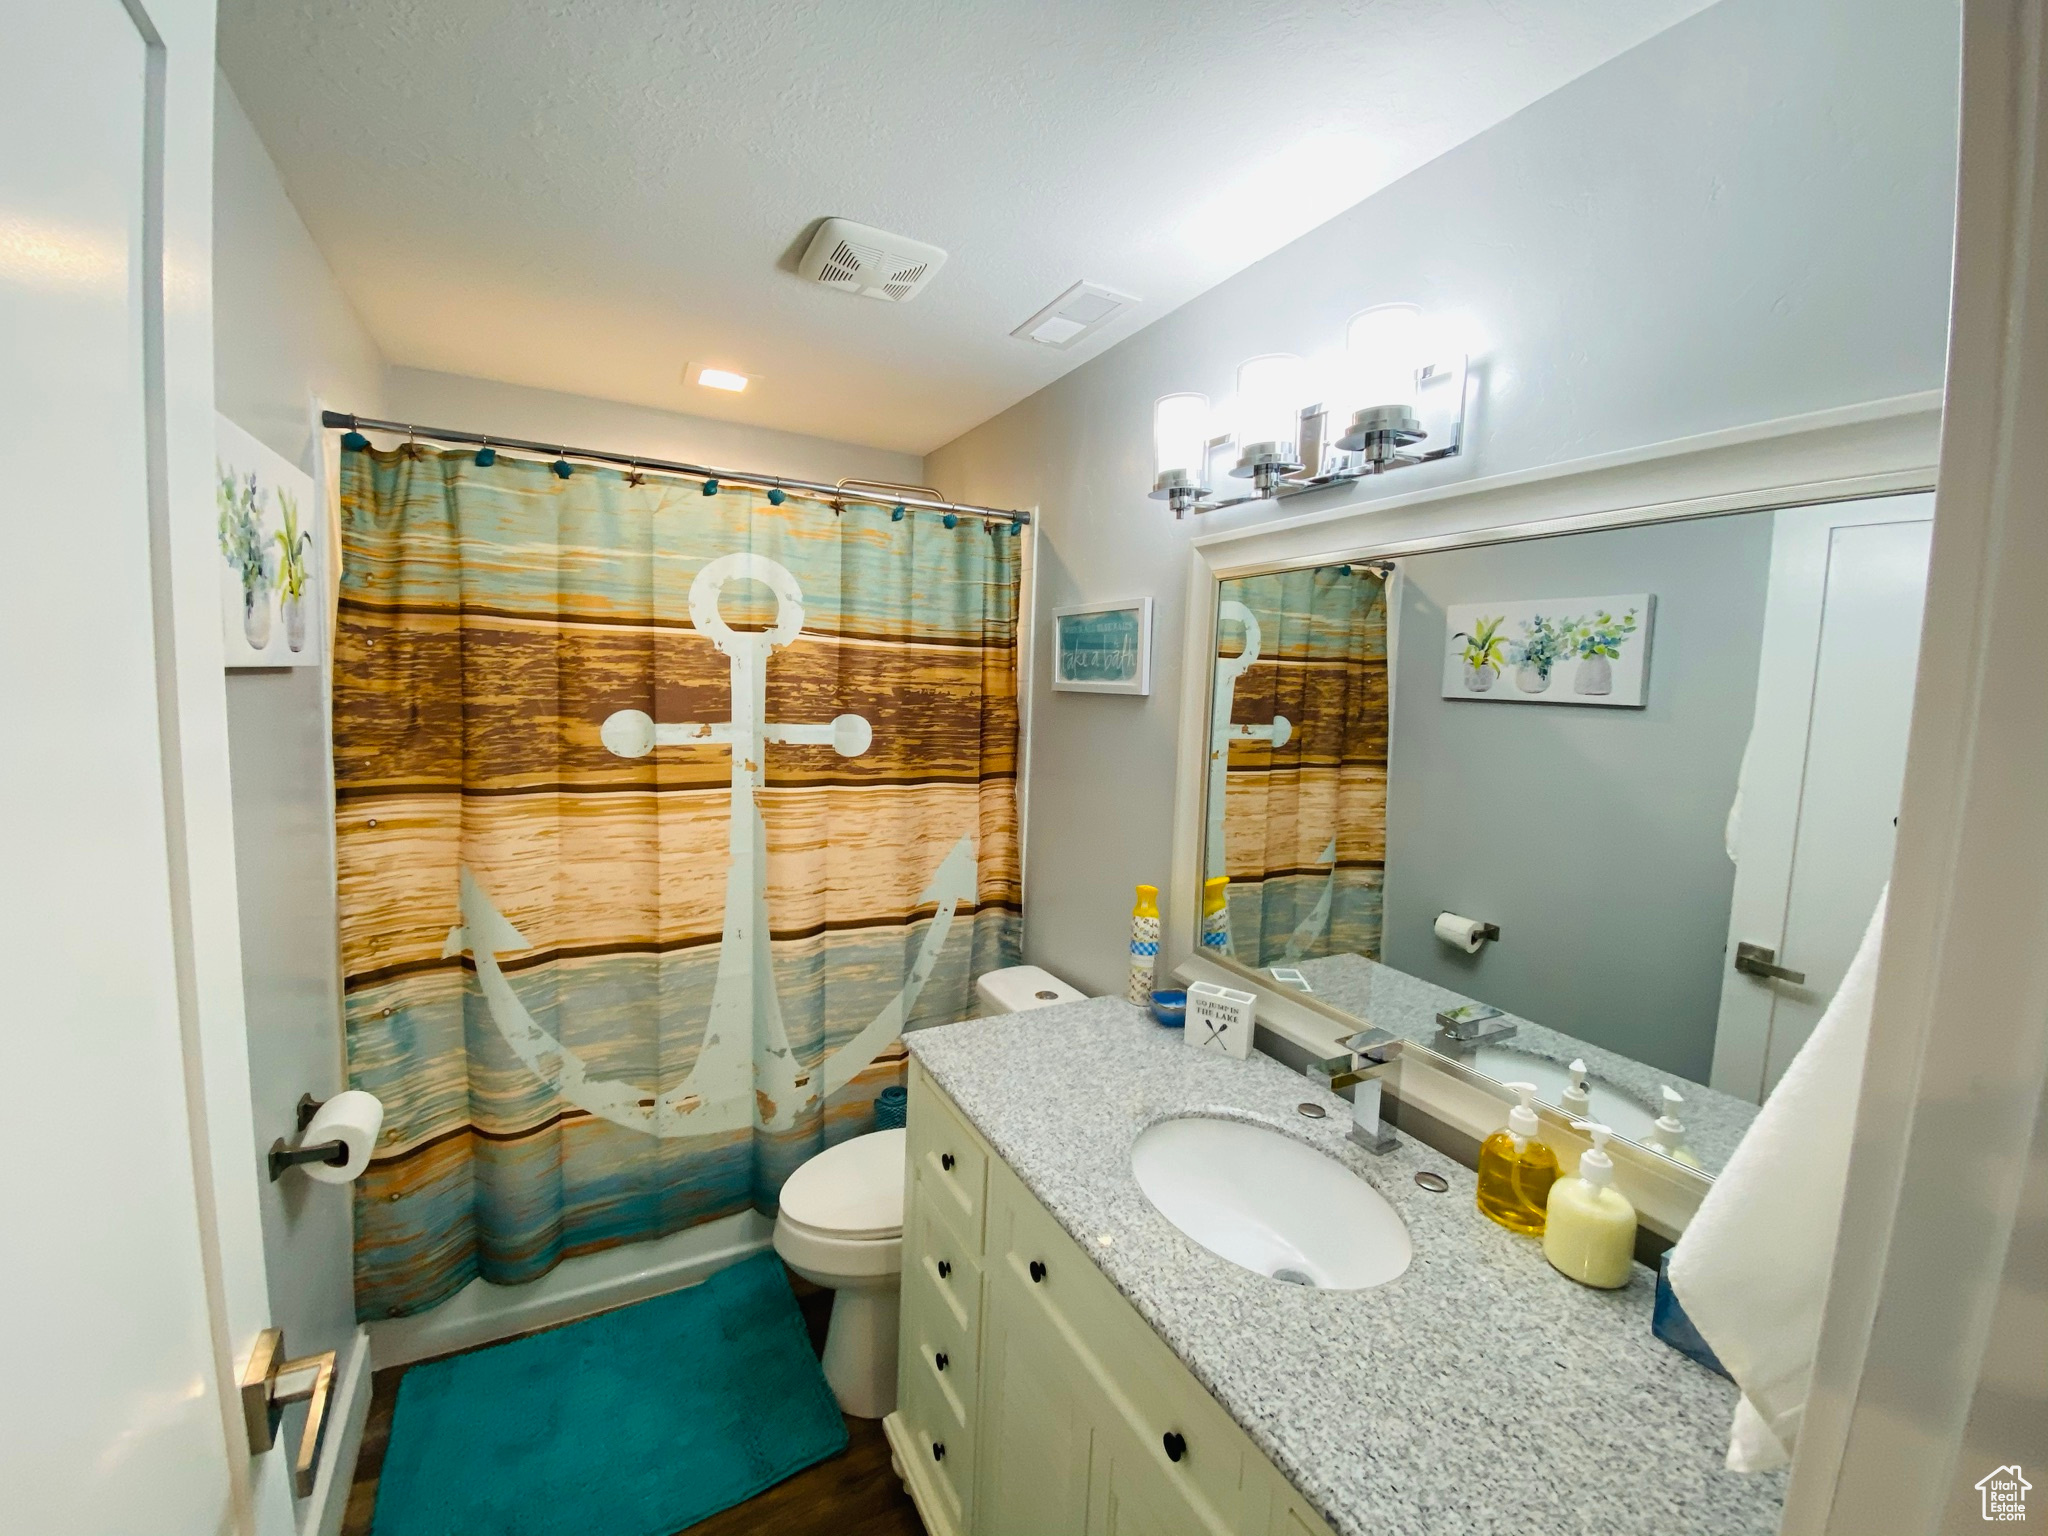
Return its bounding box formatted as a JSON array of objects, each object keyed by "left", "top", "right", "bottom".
[
  {"left": 1559, "top": 1059, "right": 1592, "bottom": 1120},
  {"left": 1543, "top": 1121, "right": 1638, "bottom": 1289},
  {"left": 1644, "top": 1086, "right": 1701, "bottom": 1169}
]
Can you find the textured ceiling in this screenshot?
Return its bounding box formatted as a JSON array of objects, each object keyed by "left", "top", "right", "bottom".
[{"left": 220, "top": 0, "right": 1717, "bottom": 454}]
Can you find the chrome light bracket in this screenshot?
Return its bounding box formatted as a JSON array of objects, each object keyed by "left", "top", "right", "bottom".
[
  {"left": 1187, "top": 354, "right": 1469, "bottom": 514},
  {"left": 1149, "top": 467, "right": 1212, "bottom": 520}
]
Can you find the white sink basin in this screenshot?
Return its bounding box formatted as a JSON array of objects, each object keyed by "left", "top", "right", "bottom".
[{"left": 1130, "top": 1117, "right": 1412, "bottom": 1290}]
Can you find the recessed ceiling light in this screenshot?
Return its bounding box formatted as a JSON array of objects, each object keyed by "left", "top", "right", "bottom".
[{"left": 696, "top": 367, "right": 749, "bottom": 393}]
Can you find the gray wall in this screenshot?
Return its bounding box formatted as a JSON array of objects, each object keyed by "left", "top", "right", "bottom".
[
  {"left": 214, "top": 77, "right": 938, "bottom": 1350},
  {"left": 214, "top": 74, "right": 382, "bottom": 1362},
  {"left": 925, "top": 0, "right": 1960, "bottom": 998},
  {"left": 383, "top": 368, "right": 925, "bottom": 489},
  {"left": 1381, "top": 515, "right": 1774, "bottom": 1081}
]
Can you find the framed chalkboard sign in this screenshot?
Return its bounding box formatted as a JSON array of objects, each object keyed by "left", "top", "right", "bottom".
[{"left": 1052, "top": 598, "right": 1154, "bottom": 695}]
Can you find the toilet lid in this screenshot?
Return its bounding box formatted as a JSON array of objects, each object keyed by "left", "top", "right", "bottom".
[{"left": 778, "top": 1127, "right": 906, "bottom": 1240}]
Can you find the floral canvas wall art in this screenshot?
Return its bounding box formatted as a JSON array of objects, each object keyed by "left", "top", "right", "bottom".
[
  {"left": 216, "top": 414, "right": 321, "bottom": 668},
  {"left": 1441, "top": 594, "right": 1654, "bottom": 706}
]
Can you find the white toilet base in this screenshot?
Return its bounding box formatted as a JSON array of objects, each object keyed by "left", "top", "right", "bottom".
[{"left": 820, "top": 1278, "right": 900, "bottom": 1419}]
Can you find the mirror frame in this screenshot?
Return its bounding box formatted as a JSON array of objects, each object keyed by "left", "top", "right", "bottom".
[{"left": 1167, "top": 389, "right": 1942, "bottom": 1211}]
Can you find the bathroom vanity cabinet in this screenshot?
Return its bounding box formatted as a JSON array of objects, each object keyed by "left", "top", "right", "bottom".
[{"left": 885, "top": 1062, "right": 1339, "bottom": 1536}]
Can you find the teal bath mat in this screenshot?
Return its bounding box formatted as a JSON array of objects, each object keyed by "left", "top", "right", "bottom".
[{"left": 372, "top": 1251, "right": 848, "bottom": 1536}]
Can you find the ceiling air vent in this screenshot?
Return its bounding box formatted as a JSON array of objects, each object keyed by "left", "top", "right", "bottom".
[
  {"left": 1011, "top": 280, "right": 1139, "bottom": 349},
  {"left": 797, "top": 218, "right": 948, "bottom": 302}
]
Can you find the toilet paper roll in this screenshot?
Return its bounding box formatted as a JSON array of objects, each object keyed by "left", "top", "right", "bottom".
[
  {"left": 1435, "top": 912, "right": 1490, "bottom": 954},
  {"left": 300, "top": 1090, "right": 384, "bottom": 1184}
]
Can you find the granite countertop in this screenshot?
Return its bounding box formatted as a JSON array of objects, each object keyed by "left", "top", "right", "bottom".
[
  {"left": 908, "top": 998, "right": 1787, "bottom": 1536},
  {"left": 1292, "top": 953, "right": 1759, "bottom": 1176}
]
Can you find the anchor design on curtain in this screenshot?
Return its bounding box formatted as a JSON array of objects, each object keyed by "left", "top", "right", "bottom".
[
  {"left": 1209, "top": 600, "right": 1334, "bottom": 959},
  {"left": 443, "top": 551, "right": 979, "bottom": 1138}
]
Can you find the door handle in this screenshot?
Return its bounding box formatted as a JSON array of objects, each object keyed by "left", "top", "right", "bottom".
[
  {"left": 240, "top": 1328, "right": 337, "bottom": 1498},
  {"left": 1734, "top": 942, "right": 1806, "bottom": 985}
]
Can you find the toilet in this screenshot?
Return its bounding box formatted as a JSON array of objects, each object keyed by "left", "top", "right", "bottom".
[{"left": 772, "top": 963, "right": 1084, "bottom": 1417}]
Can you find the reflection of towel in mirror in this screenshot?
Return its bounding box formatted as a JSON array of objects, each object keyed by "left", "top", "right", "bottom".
[{"left": 1667, "top": 887, "right": 1888, "bottom": 1471}]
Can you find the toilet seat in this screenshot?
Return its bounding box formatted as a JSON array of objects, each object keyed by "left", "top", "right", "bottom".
[{"left": 778, "top": 1127, "right": 906, "bottom": 1240}]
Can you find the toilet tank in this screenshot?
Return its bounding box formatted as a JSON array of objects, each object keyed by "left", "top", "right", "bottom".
[{"left": 974, "top": 964, "right": 1085, "bottom": 1016}]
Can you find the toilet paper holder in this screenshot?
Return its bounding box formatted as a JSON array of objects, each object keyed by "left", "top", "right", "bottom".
[{"left": 267, "top": 1093, "right": 349, "bottom": 1182}]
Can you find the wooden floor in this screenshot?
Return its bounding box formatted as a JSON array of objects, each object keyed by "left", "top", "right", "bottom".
[{"left": 341, "top": 1270, "right": 925, "bottom": 1536}]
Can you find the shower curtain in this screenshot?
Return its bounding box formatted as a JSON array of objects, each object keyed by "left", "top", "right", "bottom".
[
  {"left": 1212, "top": 565, "right": 1387, "bottom": 967},
  {"left": 333, "top": 445, "right": 1022, "bottom": 1319}
]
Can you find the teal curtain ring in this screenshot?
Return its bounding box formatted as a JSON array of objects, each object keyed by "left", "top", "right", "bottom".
[
  {"left": 943, "top": 513, "right": 958, "bottom": 529},
  {"left": 702, "top": 478, "right": 719, "bottom": 496},
  {"left": 767, "top": 487, "right": 786, "bottom": 505},
  {"left": 891, "top": 505, "right": 905, "bottom": 521},
  {"left": 340, "top": 430, "right": 370, "bottom": 451},
  {"left": 474, "top": 445, "right": 497, "bottom": 467},
  {"left": 552, "top": 457, "right": 573, "bottom": 479}
]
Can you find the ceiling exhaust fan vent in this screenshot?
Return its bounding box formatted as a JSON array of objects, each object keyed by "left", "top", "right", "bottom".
[
  {"left": 1011, "top": 280, "right": 1139, "bottom": 349},
  {"left": 798, "top": 219, "right": 948, "bottom": 303}
]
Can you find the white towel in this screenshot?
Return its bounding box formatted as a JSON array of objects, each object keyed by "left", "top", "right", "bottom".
[{"left": 1667, "top": 888, "right": 1888, "bottom": 1471}]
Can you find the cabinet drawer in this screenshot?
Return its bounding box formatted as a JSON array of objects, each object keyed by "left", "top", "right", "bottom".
[
  {"left": 902, "top": 1193, "right": 981, "bottom": 1411},
  {"left": 905, "top": 1186, "right": 983, "bottom": 1343},
  {"left": 990, "top": 1158, "right": 1250, "bottom": 1529},
  {"left": 907, "top": 1068, "right": 988, "bottom": 1252},
  {"left": 899, "top": 1329, "right": 975, "bottom": 1529}
]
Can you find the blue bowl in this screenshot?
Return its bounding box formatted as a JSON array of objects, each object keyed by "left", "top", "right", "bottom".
[{"left": 1149, "top": 989, "right": 1187, "bottom": 1028}]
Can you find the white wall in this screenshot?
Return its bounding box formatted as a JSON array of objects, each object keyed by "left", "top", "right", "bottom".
[
  {"left": 927, "top": 0, "right": 1961, "bottom": 997},
  {"left": 383, "top": 367, "right": 925, "bottom": 489}
]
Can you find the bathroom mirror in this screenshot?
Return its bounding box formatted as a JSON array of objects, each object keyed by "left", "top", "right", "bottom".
[{"left": 1194, "top": 494, "right": 1934, "bottom": 1175}]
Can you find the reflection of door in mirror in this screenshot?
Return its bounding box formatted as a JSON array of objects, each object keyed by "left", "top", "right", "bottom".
[
  {"left": 1711, "top": 495, "right": 1934, "bottom": 1100},
  {"left": 1209, "top": 567, "right": 1389, "bottom": 967}
]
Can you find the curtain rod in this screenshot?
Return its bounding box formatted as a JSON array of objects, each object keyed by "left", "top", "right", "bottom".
[{"left": 320, "top": 411, "right": 1032, "bottom": 527}]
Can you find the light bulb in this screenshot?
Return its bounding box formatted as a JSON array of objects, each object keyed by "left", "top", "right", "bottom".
[
  {"left": 1234, "top": 355, "right": 1305, "bottom": 458},
  {"left": 1344, "top": 304, "right": 1423, "bottom": 415},
  {"left": 1152, "top": 394, "right": 1209, "bottom": 483}
]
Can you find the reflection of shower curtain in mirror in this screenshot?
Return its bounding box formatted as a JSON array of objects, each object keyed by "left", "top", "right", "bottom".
[
  {"left": 332, "top": 446, "right": 1022, "bottom": 1319},
  {"left": 1215, "top": 566, "right": 1387, "bottom": 966}
]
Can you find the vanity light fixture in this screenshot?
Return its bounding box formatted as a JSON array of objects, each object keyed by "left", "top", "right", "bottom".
[
  {"left": 1335, "top": 304, "right": 1427, "bottom": 465},
  {"left": 1230, "top": 355, "right": 1307, "bottom": 495},
  {"left": 1150, "top": 393, "right": 1212, "bottom": 518},
  {"left": 1149, "top": 304, "right": 1468, "bottom": 515}
]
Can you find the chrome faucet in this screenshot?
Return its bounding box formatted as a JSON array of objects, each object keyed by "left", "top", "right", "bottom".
[
  {"left": 1431, "top": 1003, "right": 1517, "bottom": 1052},
  {"left": 1306, "top": 1028, "right": 1402, "bottom": 1154}
]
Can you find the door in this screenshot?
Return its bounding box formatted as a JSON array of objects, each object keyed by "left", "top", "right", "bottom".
[
  {"left": 976, "top": 1259, "right": 1096, "bottom": 1536},
  {"left": 1712, "top": 494, "right": 1934, "bottom": 1100},
  {"left": 1, "top": 1, "right": 289, "bottom": 1530}
]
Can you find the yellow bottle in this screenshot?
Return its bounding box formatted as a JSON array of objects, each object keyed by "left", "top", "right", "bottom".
[
  {"left": 1543, "top": 1121, "right": 1639, "bottom": 1288},
  {"left": 1128, "top": 884, "right": 1161, "bottom": 1006},
  {"left": 1475, "top": 1082, "right": 1559, "bottom": 1235},
  {"left": 1201, "top": 876, "right": 1232, "bottom": 955}
]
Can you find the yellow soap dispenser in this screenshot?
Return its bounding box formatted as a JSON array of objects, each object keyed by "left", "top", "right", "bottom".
[
  {"left": 1475, "top": 1082, "right": 1559, "bottom": 1235},
  {"left": 1543, "top": 1121, "right": 1639, "bottom": 1288}
]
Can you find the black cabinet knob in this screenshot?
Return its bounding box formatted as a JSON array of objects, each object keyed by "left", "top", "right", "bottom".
[
  {"left": 935, "top": 1351, "right": 949, "bottom": 1371},
  {"left": 1029, "top": 1259, "right": 1046, "bottom": 1283},
  {"left": 936, "top": 1259, "right": 952, "bottom": 1279},
  {"left": 932, "top": 1441, "right": 946, "bottom": 1462},
  {"left": 941, "top": 1152, "right": 956, "bottom": 1171},
  {"left": 1163, "top": 1431, "right": 1186, "bottom": 1463}
]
